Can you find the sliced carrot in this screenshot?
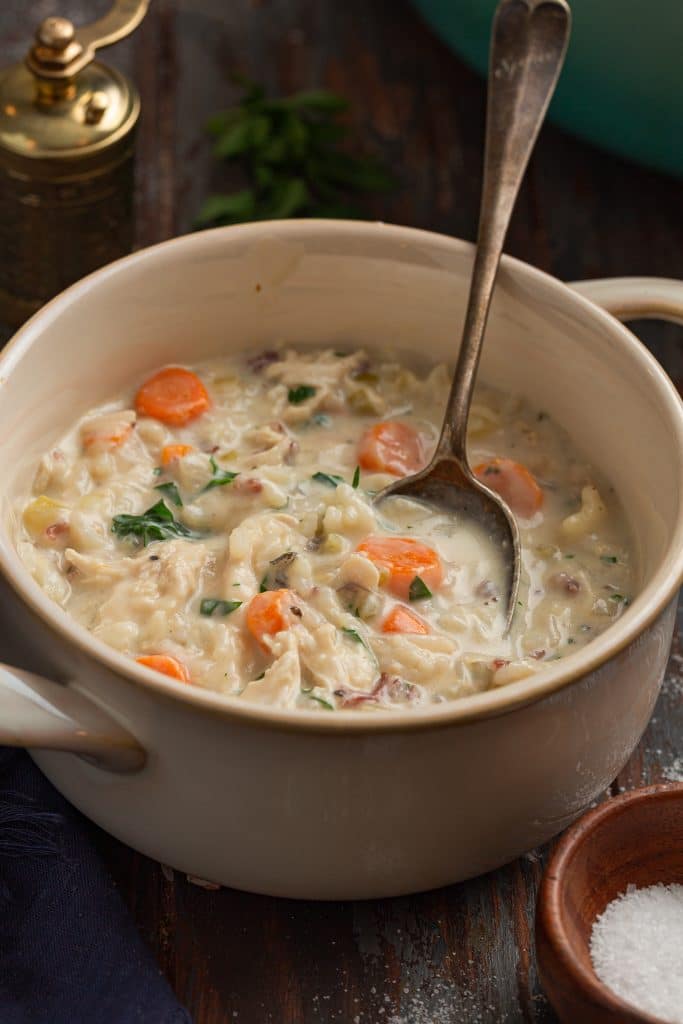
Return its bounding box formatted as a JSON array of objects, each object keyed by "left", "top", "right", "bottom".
[
  {"left": 474, "top": 457, "right": 543, "bottom": 518},
  {"left": 358, "top": 421, "right": 425, "bottom": 476},
  {"left": 161, "top": 443, "right": 195, "bottom": 466},
  {"left": 382, "top": 604, "right": 430, "bottom": 635},
  {"left": 246, "top": 589, "right": 293, "bottom": 649},
  {"left": 357, "top": 536, "right": 443, "bottom": 600},
  {"left": 136, "top": 654, "right": 190, "bottom": 683},
  {"left": 135, "top": 367, "right": 210, "bottom": 426}
]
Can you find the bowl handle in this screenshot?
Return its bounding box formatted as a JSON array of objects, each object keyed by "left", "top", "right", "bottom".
[
  {"left": 569, "top": 276, "right": 683, "bottom": 325},
  {"left": 0, "top": 662, "right": 146, "bottom": 773}
]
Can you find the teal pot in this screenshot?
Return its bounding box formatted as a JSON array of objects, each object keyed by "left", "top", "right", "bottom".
[{"left": 412, "top": 0, "right": 683, "bottom": 178}]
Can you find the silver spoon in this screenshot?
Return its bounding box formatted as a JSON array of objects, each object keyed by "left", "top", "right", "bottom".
[{"left": 374, "top": 0, "right": 571, "bottom": 630}]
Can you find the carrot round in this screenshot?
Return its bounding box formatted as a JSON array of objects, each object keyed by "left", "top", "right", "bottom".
[
  {"left": 136, "top": 654, "right": 190, "bottom": 683},
  {"left": 161, "top": 443, "right": 195, "bottom": 466},
  {"left": 357, "top": 536, "right": 443, "bottom": 600},
  {"left": 474, "top": 457, "right": 543, "bottom": 518},
  {"left": 135, "top": 367, "right": 210, "bottom": 426},
  {"left": 246, "top": 589, "right": 293, "bottom": 648},
  {"left": 382, "top": 604, "right": 430, "bottom": 635},
  {"left": 358, "top": 421, "right": 425, "bottom": 476}
]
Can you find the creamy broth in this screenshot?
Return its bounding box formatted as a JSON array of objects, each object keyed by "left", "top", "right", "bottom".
[{"left": 14, "top": 348, "right": 634, "bottom": 710}]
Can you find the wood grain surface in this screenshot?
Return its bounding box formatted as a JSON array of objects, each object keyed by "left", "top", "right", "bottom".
[{"left": 1, "top": 3, "right": 682, "bottom": 1022}]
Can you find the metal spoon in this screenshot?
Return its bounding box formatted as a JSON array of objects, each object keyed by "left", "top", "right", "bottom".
[{"left": 374, "top": 0, "right": 571, "bottom": 630}]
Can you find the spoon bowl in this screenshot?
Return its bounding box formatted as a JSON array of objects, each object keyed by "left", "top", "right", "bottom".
[
  {"left": 374, "top": 457, "right": 520, "bottom": 630},
  {"left": 376, "top": 0, "right": 571, "bottom": 629}
]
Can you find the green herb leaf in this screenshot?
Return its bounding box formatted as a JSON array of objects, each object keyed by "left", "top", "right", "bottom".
[
  {"left": 259, "top": 575, "right": 268, "bottom": 593},
  {"left": 408, "top": 576, "right": 432, "bottom": 601},
  {"left": 195, "top": 189, "right": 256, "bottom": 227},
  {"left": 302, "top": 689, "right": 334, "bottom": 710},
  {"left": 352, "top": 465, "right": 360, "bottom": 489},
  {"left": 200, "top": 598, "right": 242, "bottom": 617},
  {"left": 340, "top": 626, "right": 378, "bottom": 666},
  {"left": 311, "top": 471, "right": 344, "bottom": 488},
  {"left": 202, "top": 456, "right": 239, "bottom": 493},
  {"left": 154, "top": 481, "right": 183, "bottom": 507},
  {"left": 288, "top": 384, "right": 317, "bottom": 404},
  {"left": 112, "top": 500, "right": 199, "bottom": 546},
  {"left": 152, "top": 466, "right": 163, "bottom": 476},
  {"left": 601, "top": 555, "right": 618, "bottom": 564},
  {"left": 609, "top": 593, "right": 630, "bottom": 604},
  {"left": 341, "top": 626, "right": 364, "bottom": 644}
]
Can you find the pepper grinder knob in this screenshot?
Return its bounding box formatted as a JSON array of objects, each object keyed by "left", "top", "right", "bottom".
[{"left": 37, "top": 17, "right": 76, "bottom": 50}]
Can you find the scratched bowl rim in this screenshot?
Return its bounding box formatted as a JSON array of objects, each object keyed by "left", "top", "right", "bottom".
[{"left": 1, "top": 219, "right": 682, "bottom": 734}]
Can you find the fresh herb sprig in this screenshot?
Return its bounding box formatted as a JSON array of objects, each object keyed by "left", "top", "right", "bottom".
[
  {"left": 288, "top": 384, "right": 317, "bottom": 405},
  {"left": 112, "top": 500, "right": 199, "bottom": 547},
  {"left": 196, "top": 78, "right": 395, "bottom": 227},
  {"left": 202, "top": 456, "right": 239, "bottom": 493}
]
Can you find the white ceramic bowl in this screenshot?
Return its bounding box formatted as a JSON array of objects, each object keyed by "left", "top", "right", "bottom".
[{"left": 0, "top": 221, "right": 681, "bottom": 899}]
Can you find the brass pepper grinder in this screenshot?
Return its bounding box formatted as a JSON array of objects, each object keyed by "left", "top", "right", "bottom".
[{"left": 0, "top": 0, "right": 149, "bottom": 327}]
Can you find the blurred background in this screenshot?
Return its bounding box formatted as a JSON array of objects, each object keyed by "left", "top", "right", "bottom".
[{"left": 2, "top": 0, "right": 681, "bottom": 367}]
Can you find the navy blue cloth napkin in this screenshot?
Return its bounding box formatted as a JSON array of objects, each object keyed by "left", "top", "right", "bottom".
[{"left": 0, "top": 748, "right": 192, "bottom": 1024}]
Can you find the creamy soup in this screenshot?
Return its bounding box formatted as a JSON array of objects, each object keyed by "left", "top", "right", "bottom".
[{"left": 14, "top": 348, "right": 634, "bottom": 711}]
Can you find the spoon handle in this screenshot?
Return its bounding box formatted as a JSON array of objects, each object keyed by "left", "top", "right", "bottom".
[{"left": 436, "top": 0, "right": 571, "bottom": 462}]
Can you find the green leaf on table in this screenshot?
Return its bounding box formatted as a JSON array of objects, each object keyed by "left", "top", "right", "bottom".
[
  {"left": 195, "top": 190, "right": 256, "bottom": 227},
  {"left": 196, "top": 77, "right": 396, "bottom": 228}
]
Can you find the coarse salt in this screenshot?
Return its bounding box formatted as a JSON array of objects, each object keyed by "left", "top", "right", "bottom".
[{"left": 590, "top": 883, "right": 683, "bottom": 1023}]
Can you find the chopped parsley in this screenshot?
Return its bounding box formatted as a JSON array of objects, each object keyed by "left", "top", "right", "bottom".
[
  {"left": 152, "top": 466, "right": 163, "bottom": 476},
  {"left": 154, "top": 481, "right": 183, "bottom": 507},
  {"left": 601, "top": 555, "right": 618, "bottom": 564},
  {"left": 302, "top": 689, "right": 334, "bottom": 710},
  {"left": 200, "top": 598, "right": 242, "bottom": 617},
  {"left": 341, "top": 626, "right": 364, "bottom": 645},
  {"left": 288, "top": 384, "right": 317, "bottom": 404},
  {"left": 408, "top": 576, "right": 432, "bottom": 601},
  {"left": 609, "top": 593, "right": 630, "bottom": 605},
  {"left": 311, "top": 471, "right": 344, "bottom": 488},
  {"left": 563, "top": 553, "right": 575, "bottom": 559},
  {"left": 352, "top": 465, "right": 360, "bottom": 489},
  {"left": 202, "top": 456, "right": 239, "bottom": 493},
  {"left": 111, "top": 500, "right": 199, "bottom": 546}
]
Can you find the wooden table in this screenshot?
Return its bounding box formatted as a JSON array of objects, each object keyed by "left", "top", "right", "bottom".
[{"left": 2, "top": 3, "right": 682, "bottom": 1021}]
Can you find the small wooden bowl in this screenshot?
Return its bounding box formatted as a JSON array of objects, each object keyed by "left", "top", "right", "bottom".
[{"left": 536, "top": 783, "right": 683, "bottom": 1024}]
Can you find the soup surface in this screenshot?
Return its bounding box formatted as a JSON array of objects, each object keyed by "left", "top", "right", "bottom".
[{"left": 14, "top": 348, "right": 634, "bottom": 711}]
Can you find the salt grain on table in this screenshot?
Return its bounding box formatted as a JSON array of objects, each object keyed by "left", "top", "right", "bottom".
[{"left": 590, "top": 883, "right": 683, "bottom": 1024}]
